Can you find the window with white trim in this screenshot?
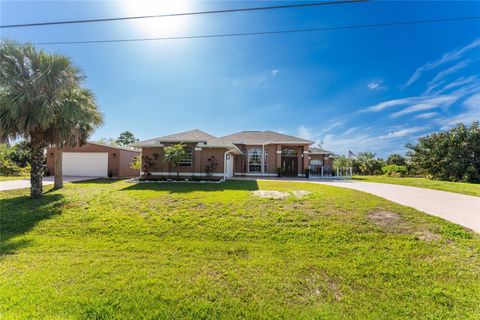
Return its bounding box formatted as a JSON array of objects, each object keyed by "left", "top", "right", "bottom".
[
  {"left": 178, "top": 146, "right": 193, "bottom": 166},
  {"left": 310, "top": 159, "right": 323, "bottom": 165},
  {"left": 248, "top": 148, "right": 262, "bottom": 172}
]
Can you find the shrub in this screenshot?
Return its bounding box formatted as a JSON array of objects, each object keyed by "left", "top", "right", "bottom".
[
  {"left": 204, "top": 156, "right": 219, "bottom": 179},
  {"left": 382, "top": 165, "right": 407, "bottom": 177},
  {"left": 407, "top": 122, "right": 480, "bottom": 183}
]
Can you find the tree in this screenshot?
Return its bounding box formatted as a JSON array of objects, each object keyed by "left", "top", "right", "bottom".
[
  {"left": 386, "top": 153, "right": 407, "bottom": 166},
  {"left": 131, "top": 155, "right": 141, "bottom": 170},
  {"left": 0, "top": 40, "right": 90, "bottom": 197},
  {"left": 356, "top": 152, "right": 384, "bottom": 175},
  {"left": 47, "top": 88, "right": 103, "bottom": 189},
  {"left": 407, "top": 122, "right": 480, "bottom": 182},
  {"left": 116, "top": 131, "right": 138, "bottom": 147},
  {"left": 163, "top": 143, "right": 187, "bottom": 179},
  {"left": 96, "top": 137, "right": 119, "bottom": 146},
  {"left": 205, "top": 156, "right": 219, "bottom": 179}
]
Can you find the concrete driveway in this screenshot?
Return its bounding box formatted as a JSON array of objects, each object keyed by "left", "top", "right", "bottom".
[
  {"left": 313, "top": 180, "right": 480, "bottom": 233},
  {"left": 0, "top": 176, "right": 99, "bottom": 192},
  {"left": 233, "top": 177, "right": 480, "bottom": 233}
]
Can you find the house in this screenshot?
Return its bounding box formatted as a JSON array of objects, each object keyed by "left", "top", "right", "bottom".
[
  {"left": 46, "top": 142, "right": 140, "bottom": 177},
  {"left": 131, "top": 129, "right": 336, "bottom": 179}
]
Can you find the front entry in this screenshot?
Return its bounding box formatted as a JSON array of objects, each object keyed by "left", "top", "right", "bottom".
[{"left": 282, "top": 157, "right": 298, "bottom": 176}]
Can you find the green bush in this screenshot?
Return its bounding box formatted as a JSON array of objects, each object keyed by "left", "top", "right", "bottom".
[
  {"left": 382, "top": 164, "right": 407, "bottom": 177},
  {"left": 0, "top": 144, "right": 30, "bottom": 176}
]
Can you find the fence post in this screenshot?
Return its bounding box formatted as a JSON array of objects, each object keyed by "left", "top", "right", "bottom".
[
  {"left": 350, "top": 167, "right": 352, "bottom": 177},
  {"left": 321, "top": 166, "right": 324, "bottom": 177},
  {"left": 336, "top": 167, "right": 339, "bottom": 177}
]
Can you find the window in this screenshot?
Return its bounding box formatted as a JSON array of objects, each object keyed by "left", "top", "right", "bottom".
[
  {"left": 178, "top": 147, "right": 193, "bottom": 166},
  {"left": 248, "top": 148, "right": 262, "bottom": 172},
  {"left": 281, "top": 148, "right": 297, "bottom": 156},
  {"left": 310, "top": 159, "right": 323, "bottom": 165}
]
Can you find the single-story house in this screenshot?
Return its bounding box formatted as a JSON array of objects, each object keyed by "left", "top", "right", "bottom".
[
  {"left": 46, "top": 142, "right": 140, "bottom": 177},
  {"left": 131, "top": 129, "right": 336, "bottom": 179}
]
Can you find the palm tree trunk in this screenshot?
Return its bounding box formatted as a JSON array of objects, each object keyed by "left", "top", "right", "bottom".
[
  {"left": 29, "top": 135, "right": 45, "bottom": 198},
  {"left": 54, "top": 145, "right": 64, "bottom": 189}
]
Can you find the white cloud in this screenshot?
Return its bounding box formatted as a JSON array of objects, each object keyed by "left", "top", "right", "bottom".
[
  {"left": 415, "top": 112, "right": 438, "bottom": 119},
  {"left": 362, "top": 97, "right": 417, "bottom": 112},
  {"left": 389, "top": 95, "right": 459, "bottom": 118},
  {"left": 364, "top": 93, "right": 459, "bottom": 114},
  {"left": 424, "top": 60, "right": 470, "bottom": 94},
  {"left": 367, "top": 79, "right": 385, "bottom": 90},
  {"left": 271, "top": 69, "right": 279, "bottom": 76},
  {"left": 381, "top": 127, "right": 426, "bottom": 139},
  {"left": 437, "top": 92, "right": 480, "bottom": 128},
  {"left": 297, "top": 125, "right": 313, "bottom": 140},
  {"left": 437, "top": 75, "right": 478, "bottom": 94},
  {"left": 464, "top": 93, "right": 480, "bottom": 108},
  {"left": 404, "top": 38, "right": 480, "bottom": 87}
]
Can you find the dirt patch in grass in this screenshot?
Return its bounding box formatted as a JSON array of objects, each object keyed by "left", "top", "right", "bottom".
[
  {"left": 252, "top": 190, "right": 290, "bottom": 199},
  {"left": 415, "top": 230, "right": 442, "bottom": 241},
  {"left": 291, "top": 190, "right": 311, "bottom": 198},
  {"left": 252, "top": 190, "right": 311, "bottom": 200},
  {"left": 369, "top": 210, "right": 401, "bottom": 228}
]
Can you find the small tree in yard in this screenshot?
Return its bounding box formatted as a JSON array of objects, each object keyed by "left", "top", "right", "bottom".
[
  {"left": 163, "top": 143, "right": 186, "bottom": 179},
  {"left": 205, "top": 156, "right": 219, "bottom": 179},
  {"left": 141, "top": 155, "right": 154, "bottom": 177},
  {"left": 131, "top": 155, "right": 141, "bottom": 170}
]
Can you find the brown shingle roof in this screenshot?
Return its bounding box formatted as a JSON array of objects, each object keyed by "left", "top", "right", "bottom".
[
  {"left": 131, "top": 129, "right": 238, "bottom": 150},
  {"left": 308, "top": 147, "right": 335, "bottom": 155},
  {"left": 221, "top": 130, "right": 314, "bottom": 145}
]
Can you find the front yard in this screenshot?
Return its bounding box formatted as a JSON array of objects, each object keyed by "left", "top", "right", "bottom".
[
  {"left": 353, "top": 175, "right": 480, "bottom": 196},
  {"left": 1, "top": 180, "right": 479, "bottom": 319}
]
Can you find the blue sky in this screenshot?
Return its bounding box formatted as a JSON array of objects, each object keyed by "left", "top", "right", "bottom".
[{"left": 1, "top": 1, "right": 479, "bottom": 157}]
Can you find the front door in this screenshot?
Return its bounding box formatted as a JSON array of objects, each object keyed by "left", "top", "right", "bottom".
[{"left": 282, "top": 157, "right": 298, "bottom": 176}]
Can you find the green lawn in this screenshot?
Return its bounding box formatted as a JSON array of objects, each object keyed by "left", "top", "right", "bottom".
[
  {"left": 1, "top": 180, "right": 479, "bottom": 319},
  {"left": 353, "top": 175, "right": 480, "bottom": 197},
  {"left": 0, "top": 175, "right": 29, "bottom": 181}
]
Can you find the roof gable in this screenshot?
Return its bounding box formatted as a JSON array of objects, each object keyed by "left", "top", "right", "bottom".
[{"left": 131, "top": 129, "right": 238, "bottom": 150}]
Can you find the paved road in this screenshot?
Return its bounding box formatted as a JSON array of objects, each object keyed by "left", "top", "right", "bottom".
[
  {"left": 234, "top": 177, "right": 480, "bottom": 232},
  {"left": 0, "top": 176, "right": 98, "bottom": 192}
]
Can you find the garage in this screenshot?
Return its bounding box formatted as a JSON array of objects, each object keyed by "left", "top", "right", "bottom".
[
  {"left": 46, "top": 142, "right": 140, "bottom": 177},
  {"left": 62, "top": 152, "right": 108, "bottom": 177}
]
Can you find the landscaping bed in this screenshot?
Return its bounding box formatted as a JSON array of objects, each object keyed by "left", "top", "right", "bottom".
[{"left": 138, "top": 176, "right": 224, "bottom": 182}]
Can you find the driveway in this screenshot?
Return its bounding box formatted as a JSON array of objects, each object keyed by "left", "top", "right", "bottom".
[
  {"left": 314, "top": 180, "right": 480, "bottom": 233},
  {"left": 0, "top": 176, "right": 99, "bottom": 192},
  {"left": 234, "top": 177, "right": 480, "bottom": 232}
]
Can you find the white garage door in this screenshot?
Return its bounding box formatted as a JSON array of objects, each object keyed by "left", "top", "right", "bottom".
[{"left": 62, "top": 152, "right": 108, "bottom": 177}]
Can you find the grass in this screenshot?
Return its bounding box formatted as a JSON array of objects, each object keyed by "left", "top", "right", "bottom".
[
  {"left": 0, "top": 174, "right": 29, "bottom": 181},
  {"left": 353, "top": 175, "right": 480, "bottom": 197},
  {"left": 1, "top": 179, "right": 479, "bottom": 319}
]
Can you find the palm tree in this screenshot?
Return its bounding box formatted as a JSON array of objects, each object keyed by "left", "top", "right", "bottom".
[
  {"left": 0, "top": 40, "right": 101, "bottom": 197},
  {"left": 46, "top": 88, "right": 103, "bottom": 189}
]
